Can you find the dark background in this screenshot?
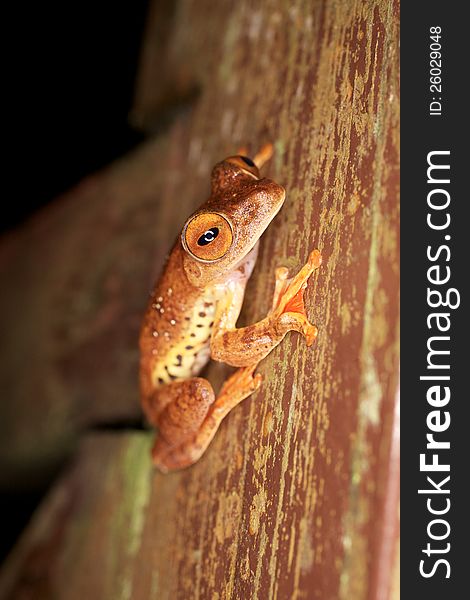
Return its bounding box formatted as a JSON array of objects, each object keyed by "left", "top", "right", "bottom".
[
  {"left": 1, "top": 0, "right": 149, "bottom": 560},
  {"left": 4, "top": 1, "right": 149, "bottom": 233}
]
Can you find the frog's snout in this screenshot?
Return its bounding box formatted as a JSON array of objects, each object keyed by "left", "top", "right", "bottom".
[{"left": 259, "top": 180, "right": 286, "bottom": 216}]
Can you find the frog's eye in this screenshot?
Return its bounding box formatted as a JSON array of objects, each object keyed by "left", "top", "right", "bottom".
[
  {"left": 182, "top": 212, "right": 234, "bottom": 261},
  {"left": 225, "top": 155, "right": 260, "bottom": 178},
  {"left": 239, "top": 155, "right": 255, "bottom": 167}
]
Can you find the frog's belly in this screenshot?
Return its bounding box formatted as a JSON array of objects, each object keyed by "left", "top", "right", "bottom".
[{"left": 151, "top": 298, "right": 215, "bottom": 385}]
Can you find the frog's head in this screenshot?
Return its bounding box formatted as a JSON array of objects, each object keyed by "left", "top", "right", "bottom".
[{"left": 181, "top": 153, "right": 285, "bottom": 287}]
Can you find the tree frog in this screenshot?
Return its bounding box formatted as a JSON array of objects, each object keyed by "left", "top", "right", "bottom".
[{"left": 140, "top": 144, "right": 321, "bottom": 472}]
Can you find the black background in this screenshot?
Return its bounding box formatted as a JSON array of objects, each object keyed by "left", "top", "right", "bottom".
[
  {"left": 401, "top": 3, "right": 466, "bottom": 596},
  {"left": 4, "top": 0, "right": 148, "bottom": 233},
  {"left": 1, "top": 0, "right": 149, "bottom": 561}
]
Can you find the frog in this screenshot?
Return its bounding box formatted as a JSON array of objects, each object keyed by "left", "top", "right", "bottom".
[{"left": 139, "top": 143, "right": 321, "bottom": 472}]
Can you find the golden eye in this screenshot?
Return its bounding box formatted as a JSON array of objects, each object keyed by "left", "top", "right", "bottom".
[{"left": 183, "top": 212, "right": 234, "bottom": 261}]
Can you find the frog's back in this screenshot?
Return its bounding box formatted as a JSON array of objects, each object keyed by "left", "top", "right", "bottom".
[{"left": 139, "top": 246, "right": 216, "bottom": 396}]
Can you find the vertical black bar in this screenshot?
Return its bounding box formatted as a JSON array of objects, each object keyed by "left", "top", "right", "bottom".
[{"left": 401, "top": 3, "right": 466, "bottom": 596}]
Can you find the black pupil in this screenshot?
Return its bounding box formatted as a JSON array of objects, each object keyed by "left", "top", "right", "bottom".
[
  {"left": 240, "top": 155, "right": 255, "bottom": 167},
  {"left": 197, "top": 227, "right": 219, "bottom": 246}
]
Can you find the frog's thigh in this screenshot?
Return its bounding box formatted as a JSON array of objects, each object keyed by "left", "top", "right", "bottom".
[
  {"left": 153, "top": 377, "right": 215, "bottom": 451},
  {"left": 154, "top": 366, "right": 261, "bottom": 472},
  {"left": 143, "top": 382, "right": 173, "bottom": 426}
]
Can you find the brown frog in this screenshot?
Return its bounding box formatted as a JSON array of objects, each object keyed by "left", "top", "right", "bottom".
[{"left": 140, "top": 144, "right": 321, "bottom": 472}]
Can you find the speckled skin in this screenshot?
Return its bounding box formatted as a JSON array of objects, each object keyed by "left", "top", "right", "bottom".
[{"left": 140, "top": 148, "right": 321, "bottom": 472}]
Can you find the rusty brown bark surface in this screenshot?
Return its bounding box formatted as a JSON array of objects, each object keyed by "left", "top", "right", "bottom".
[{"left": 0, "top": 1, "right": 399, "bottom": 598}]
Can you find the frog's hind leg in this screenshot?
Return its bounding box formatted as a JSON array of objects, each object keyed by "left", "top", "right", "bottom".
[
  {"left": 150, "top": 378, "right": 215, "bottom": 470},
  {"left": 154, "top": 366, "right": 261, "bottom": 473},
  {"left": 142, "top": 383, "right": 174, "bottom": 427}
]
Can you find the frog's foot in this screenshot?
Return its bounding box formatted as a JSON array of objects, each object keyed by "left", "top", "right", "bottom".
[
  {"left": 271, "top": 266, "right": 290, "bottom": 311},
  {"left": 236, "top": 143, "right": 273, "bottom": 170},
  {"left": 272, "top": 249, "right": 322, "bottom": 346},
  {"left": 253, "top": 143, "right": 274, "bottom": 169}
]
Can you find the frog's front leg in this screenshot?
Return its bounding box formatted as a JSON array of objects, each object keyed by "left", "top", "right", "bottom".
[{"left": 210, "top": 249, "right": 322, "bottom": 366}]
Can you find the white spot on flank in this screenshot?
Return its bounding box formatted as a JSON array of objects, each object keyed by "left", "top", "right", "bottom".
[
  {"left": 170, "top": 319, "right": 176, "bottom": 326},
  {"left": 152, "top": 330, "right": 159, "bottom": 337}
]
